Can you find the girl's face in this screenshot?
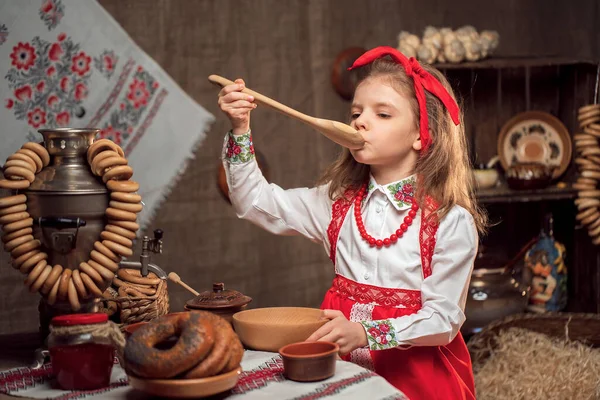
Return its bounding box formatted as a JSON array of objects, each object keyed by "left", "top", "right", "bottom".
[{"left": 349, "top": 77, "right": 421, "bottom": 178}]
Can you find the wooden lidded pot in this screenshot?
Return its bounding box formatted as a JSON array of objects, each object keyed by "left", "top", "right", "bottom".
[{"left": 185, "top": 283, "right": 252, "bottom": 325}]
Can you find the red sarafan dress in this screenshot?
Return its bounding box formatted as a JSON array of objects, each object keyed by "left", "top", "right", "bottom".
[{"left": 321, "top": 191, "right": 476, "bottom": 400}]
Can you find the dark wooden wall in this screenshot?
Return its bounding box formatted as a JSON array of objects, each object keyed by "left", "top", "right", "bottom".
[{"left": 1, "top": 0, "right": 598, "bottom": 334}]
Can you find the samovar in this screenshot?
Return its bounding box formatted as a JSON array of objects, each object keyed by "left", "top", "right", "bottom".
[{"left": 18, "top": 128, "right": 167, "bottom": 350}]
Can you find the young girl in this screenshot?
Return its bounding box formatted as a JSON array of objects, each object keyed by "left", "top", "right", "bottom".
[{"left": 218, "top": 46, "right": 487, "bottom": 400}]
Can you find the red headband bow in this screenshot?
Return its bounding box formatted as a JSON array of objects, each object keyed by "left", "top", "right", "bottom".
[{"left": 348, "top": 46, "right": 460, "bottom": 152}]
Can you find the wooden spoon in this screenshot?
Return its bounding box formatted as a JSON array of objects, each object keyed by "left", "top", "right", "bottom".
[
  {"left": 168, "top": 272, "right": 199, "bottom": 296},
  {"left": 208, "top": 75, "right": 365, "bottom": 150}
]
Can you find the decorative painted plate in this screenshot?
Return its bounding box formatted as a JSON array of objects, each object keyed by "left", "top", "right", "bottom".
[{"left": 497, "top": 111, "right": 572, "bottom": 178}]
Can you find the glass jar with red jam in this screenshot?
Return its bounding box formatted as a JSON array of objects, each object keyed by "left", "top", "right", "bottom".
[{"left": 48, "top": 313, "right": 115, "bottom": 390}]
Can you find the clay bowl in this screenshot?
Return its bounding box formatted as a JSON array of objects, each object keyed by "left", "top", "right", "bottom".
[
  {"left": 473, "top": 167, "right": 499, "bottom": 189},
  {"left": 128, "top": 367, "right": 242, "bottom": 398},
  {"left": 279, "top": 341, "right": 339, "bottom": 382},
  {"left": 232, "top": 307, "right": 327, "bottom": 352},
  {"left": 505, "top": 162, "right": 556, "bottom": 190}
]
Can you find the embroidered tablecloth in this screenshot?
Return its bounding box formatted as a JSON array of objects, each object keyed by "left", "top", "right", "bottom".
[
  {"left": 0, "top": 0, "right": 215, "bottom": 229},
  {"left": 0, "top": 350, "right": 407, "bottom": 399}
]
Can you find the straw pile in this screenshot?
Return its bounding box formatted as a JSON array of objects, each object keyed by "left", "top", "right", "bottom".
[{"left": 472, "top": 328, "right": 600, "bottom": 399}]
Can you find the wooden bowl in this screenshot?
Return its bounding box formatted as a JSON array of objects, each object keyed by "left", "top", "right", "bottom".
[
  {"left": 279, "top": 341, "right": 339, "bottom": 382},
  {"left": 232, "top": 307, "right": 327, "bottom": 352},
  {"left": 128, "top": 367, "right": 242, "bottom": 398}
]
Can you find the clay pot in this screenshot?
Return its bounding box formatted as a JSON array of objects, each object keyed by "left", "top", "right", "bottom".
[
  {"left": 185, "top": 283, "right": 252, "bottom": 325},
  {"left": 506, "top": 162, "right": 556, "bottom": 190},
  {"left": 331, "top": 47, "right": 367, "bottom": 101}
]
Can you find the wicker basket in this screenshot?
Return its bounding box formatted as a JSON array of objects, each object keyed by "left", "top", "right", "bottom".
[
  {"left": 468, "top": 312, "right": 600, "bottom": 365},
  {"left": 100, "top": 277, "right": 170, "bottom": 331}
]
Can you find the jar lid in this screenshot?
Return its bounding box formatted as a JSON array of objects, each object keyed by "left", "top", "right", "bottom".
[
  {"left": 185, "top": 283, "right": 252, "bottom": 310},
  {"left": 51, "top": 313, "right": 108, "bottom": 326}
]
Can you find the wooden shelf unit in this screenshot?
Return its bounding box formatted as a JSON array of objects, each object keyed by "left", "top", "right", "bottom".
[
  {"left": 434, "top": 56, "right": 597, "bottom": 70},
  {"left": 441, "top": 57, "right": 600, "bottom": 313}
]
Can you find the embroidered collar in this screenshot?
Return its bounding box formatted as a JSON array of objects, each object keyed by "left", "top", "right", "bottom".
[{"left": 363, "top": 174, "right": 417, "bottom": 210}]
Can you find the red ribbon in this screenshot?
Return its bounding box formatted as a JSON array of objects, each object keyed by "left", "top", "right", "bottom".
[{"left": 348, "top": 46, "right": 460, "bottom": 152}]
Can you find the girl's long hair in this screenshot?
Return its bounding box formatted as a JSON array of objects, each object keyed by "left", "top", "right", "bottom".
[{"left": 317, "top": 59, "right": 487, "bottom": 234}]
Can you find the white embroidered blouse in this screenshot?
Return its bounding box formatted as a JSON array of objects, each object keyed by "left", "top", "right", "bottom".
[{"left": 222, "top": 131, "right": 478, "bottom": 350}]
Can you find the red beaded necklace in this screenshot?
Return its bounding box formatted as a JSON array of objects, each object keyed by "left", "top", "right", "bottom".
[{"left": 354, "top": 183, "right": 419, "bottom": 248}]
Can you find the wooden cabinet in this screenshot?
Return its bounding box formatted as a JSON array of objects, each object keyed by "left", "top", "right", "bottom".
[{"left": 438, "top": 57, "right": 600, "bottom": 312}]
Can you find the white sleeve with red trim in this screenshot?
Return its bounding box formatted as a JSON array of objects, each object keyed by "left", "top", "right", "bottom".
[
  {"left": 222, "top": 130, "right": 331, "bottom": 245},
  {"left": 360, "top": 206, "right": 478, "bottom": 350}
]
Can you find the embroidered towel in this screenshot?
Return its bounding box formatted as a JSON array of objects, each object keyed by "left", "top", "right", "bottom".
[{"left": 0, "top": 0, "right": 215, "bottom": 229}]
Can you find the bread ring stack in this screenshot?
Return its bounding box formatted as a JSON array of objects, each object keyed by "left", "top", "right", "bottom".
[
  {"left": 0, "top": 139, "right": 144, "bottom": 311},
  {"left": 124, "top": 311, "right": 244, "bottom": 379},
  {"left": 573, "top": 104, "right": 600, "bottom": 245},
  {"left": 112, "top": 268, "right": 163, "bottom": 323}
]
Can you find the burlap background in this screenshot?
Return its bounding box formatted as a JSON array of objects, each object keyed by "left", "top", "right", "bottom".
[{"left": 1, "top": 0, "right": 598, "bottom": 334}]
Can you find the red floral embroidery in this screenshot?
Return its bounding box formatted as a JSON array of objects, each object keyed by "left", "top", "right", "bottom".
[
  {"left": 126, "top": 78, "right": 150, "bottom": 108},
  {"left": 327, "top": 189, "right": 355, "bottom": 266},
  {"left": 104, "top": 55, "right": 115, "bottom": 71},
  {"left": 14, "top": 86, "right": 32, "bottom": 101},
  {"left": 59, "top": 76, "right": 69, "bottom": 92},
  {"left": 71, "top": 51, "right": 91, "bottom": 76},
  {"left": 100, "top": 126, "right": 122, "bottom": 145},
  {"left": 47, "top": 95, "right": 59, "bottom": 107},
  {"left": 5, "top": 34, "right": 93, "bottom": 129},
  {"left": 227, "top": 146, "right": 241, "bottom": 157},
  {"left": 99, "top": 63, "right": 160, "bottom": 146},
  {"left": 48, "top": 42, "right": 63, "bottom": 61},
  {"left": 41, "top": 0, "right": 55, "bottom": 13},
  {"left": 10, "top": 42, "right": 36, "bottom": 71},
  {"left": 94, "top": 50, "right": 119, "bottom": 79},
  {"left": 5, "top": 99, "right": 14, "bottom": 109},
  {"left": 55, "top": 111, "right": 70, "bottom": 126},
  {"left": 39, "top": 0, "right": 64, "bottom": 30},
  {"left": 330, "top": 274, "right": 421, "bottom": 309},
  {"left": 419, "top": 196, "right": 439, "bottom": 279},
  {"left": 27, "top": 108, "right": 47, "bottom": 128},
  {"left": 394, "top": 191, "right": 413, "bottom": 205},
  {"left": 74, "top": 83, "right": 87, "bottom": 100}
]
